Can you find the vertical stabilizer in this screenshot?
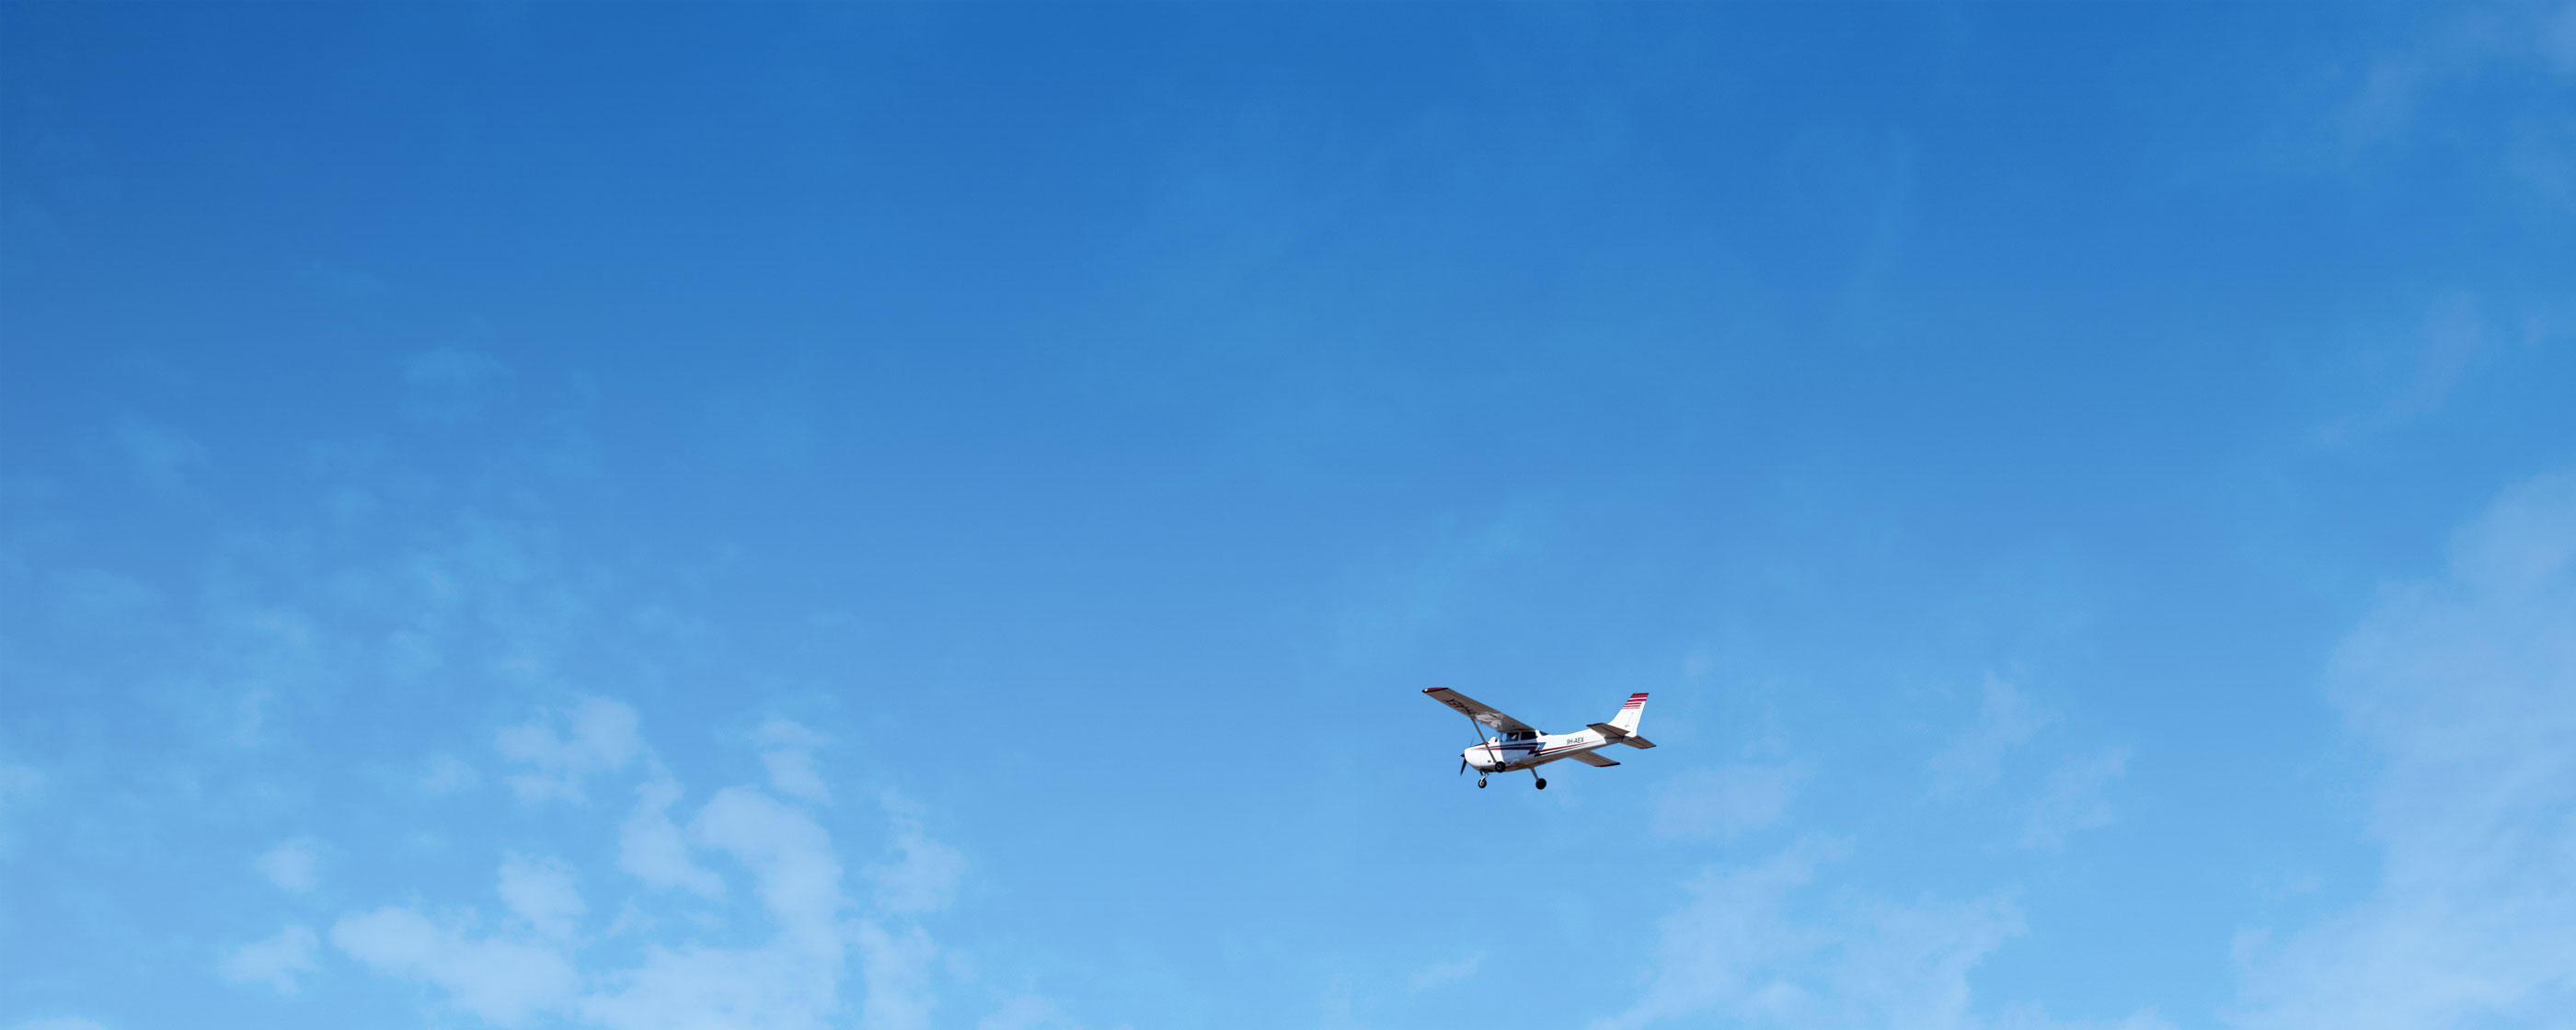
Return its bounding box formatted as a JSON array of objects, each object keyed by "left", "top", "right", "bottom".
[{"left": 1609, "top": 692, "right": 1648, "bottom": 734}]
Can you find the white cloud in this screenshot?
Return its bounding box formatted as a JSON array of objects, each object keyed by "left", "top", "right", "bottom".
[
  {"left": 402, "top": 348, "right": 512, "bottom": 425},
  {"left": 865, "top": 792, "right": 964, "bottom": 916},
  {"left": 0, "top": 762, "right": 43, "bottom": 803},
  {"left": 2018, "top": 749, "right": 2130, "bottom": 851},
  {"left": 499, "top": 853, "right": 586, "bottom": 940},
  {"left": 218, "top": 923, "right": 319, "bottom": 995},
  {"left": 579, "top": 941, "right": 840, "bottom": 1030},
  {"left": 1923, "top": 676, "right": 2132, "bottom": 851},
  {"left": 422, "top": 752, "right": 481, "bottom": 795},
  {"left": 0, "top": 761, "right": 42, "bottom": 854},
  {"left": 2319, "top": 4, "right": 2576, "bottom": 218},
  {"left": 976, "top": 995, "right": 1083, "bottom": 1030},
  {"left": 1593, "top": 836, "right": 2039, "bottom": 1030},
  {"left": 198, "top": 602, "right": 328, "bottom": 748},
  {"left": 583, "top": 779, "right": 975, "bottom": 1030},
  {"left": 2340, "top": 4, "right": 2576, "bottom": 142},
  {"left": 301, "top": 260, "right": 390, "bottom": 300},
  {"left": 1406, "top": 951, "right": 1482, "bottom": 990},
  {"left": 1592, "top": 838, "right": 1846, "bottom": 1029},
  {"left": 753, "top": 716, "right": 832, "bottom": 805},
  {"left": 585, "top": 784, "right": 854, "bottom": 1030},
  {"left": 1328, "top": 508, "right": 1547, "bottom": 665},
  {"left": 1824, "top": 894, "right": 2023, "bottom": 1030},
  {"left": 1650, "top": 763, "right": 1804, "bottom": 841},
  {"left": 620, "top": 775, "right": 724, "bottom": 898},
  {"left": 2550, "top": 2, "right": 2576, "bottom": 72},
  {"left": 1926, "top": 676, "right": 2050, "bottom": 796},
  {"left": 2319, "top": 292, "right": 2500, "bottom": 443},
  {"left": 1995, "top": 1004, "right": 2179, "bottom": 1030},
  {"left": 48, "top": 567, "right": 160, "bottom": 628},
  {"left": 2386, "top": 292, "right": 2490, "bottom": 421},
  {"left": 691, "top": 786, "right": 846, "bottom": 953},
  {"left": 331, "top": 906, "right": 578, "bottom": 1026},
  {"left": 328, "top": 701, "right": 1020, "bottom": 1030},
  {"left": 497, "top": 696, "right": 642, "bottom": 803},
  {"left": 109, "top": 416, "right": 204, "bottom": 494},
  {"left": 256, "top": 839, "right": 320, "bottom": 894},
  {"left": 2235, "top": 471, "right": 2576, "bottom": 1028},
  {"left": 857, "top": 919, "right": 941, "bottom": 1030}
]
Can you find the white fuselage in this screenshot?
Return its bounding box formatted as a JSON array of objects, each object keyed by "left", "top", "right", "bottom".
[{"left": 1464, "top": 730, "right": 1608, "bottom": 772}]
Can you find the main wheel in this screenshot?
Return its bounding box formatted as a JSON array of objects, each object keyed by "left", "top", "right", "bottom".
[{"left": 1535, "top": 778, "right": 1547, "bottom": 790}]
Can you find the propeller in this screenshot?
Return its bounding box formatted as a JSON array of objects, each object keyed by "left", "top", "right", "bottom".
[{"left": 1458, "top": 714, "right": 1498, "bottom": 783}]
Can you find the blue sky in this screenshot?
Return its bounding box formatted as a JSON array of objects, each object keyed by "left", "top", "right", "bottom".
[{"left": 4, "top": 4, "right": 2574, "bottom": 1028}]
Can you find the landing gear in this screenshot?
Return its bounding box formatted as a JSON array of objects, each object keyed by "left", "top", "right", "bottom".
[
  {"left": 1534, "top": 777, "right": 1547, "bottom": 790},
  {"left": 1477, "top": 777, "right": 1489, "bottom": 788}
]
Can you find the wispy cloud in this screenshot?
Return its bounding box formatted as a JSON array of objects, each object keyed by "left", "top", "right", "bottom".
[
  {"left": 255, "top": 839, "right": 320, "bottom": 894},
  {"left": 1591, "top": 837, "right": 2015, "bottom": 1030},
  {"left": 46, "top": 567, "right": 160, "bottom": 630},
  {"left": 975, "top": 995, "right": 1085, "bottom": 1030},
  {"left": 2385, "top": 292, "right": 2492, "bottom": 420},
  {"left": 421, "top": 752, "right": 480, "bottom": 795},
  {"left": 753, "top": 717, "right": 833, "bottom": 805},
  {"left": 195, "top": 602, "right": 330, "bottom": 749},
  {"left": 217, "top": 924, "right": 320, "bottom": 995},
  {"left": 855, "top": 920, "right": 941, "bottom": 1030},
  {"left": 689, "top": 785, "right": 846, "bottom": 956},
  {"left": 2235, "top": 471, "right": 2576, "bottom": 1027},
  {"left": 401, "top": 349, "right": 512, "bottom": 425},
  {"left": 1328, "top": 507, "right": 1548, "bottom": 666},
  {"left": 1995, "top": 1005, "right": 2178, "bottom": 1030},
  {"left": 2339, "top": 3, "right": 2576, "bottom": 144},
  {"left": 618, "top": 774, "right": 724, "bottom": 898},
  {"left": 1926, "top": 676, "right": 2050, "bottom": 796},
  {"left": 0, "top": 761, "right": 42, "bottom": 855},
  {"left": 864, "top": 791, "right": 964, "bottom": 917},
  {"left": 1405, "top": 951, "right": 1482, "bottom": 990},
  {"left": 1650, "top": 763, "right": 1804, "bottom": 841},
  {"left": 326, "top": 700, "right": 1022, "bottom": 1030},
  {"left": 1921, "top": 675, "right": 2130, "bottom": 851},
  {"left": 332, "top": 906, "right": 580, "bottom": 1025},
  {"left": 1594, "top": 830, "right": 2175, "bottom": 1030},
  {"left": 2317, "top": 292, "right": 2497, "bottom": 443},
  {"left": 497, "top": 697, "right": 643, "bottom": 803},
  {"left": 2018, "top": 749, "right": 2131, "bottom": 851},
  {"left": 106, "top": 416, "right": 203, "bottom": 495},
  {"left": 2324, "top": 3, "right": 2576, "bottom": 219},
  {"left": 499, "top": 854, "right": 586, "bottom": 941}
]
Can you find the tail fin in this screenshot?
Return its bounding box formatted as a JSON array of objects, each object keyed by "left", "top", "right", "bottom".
[{"left": 1609, "top": 692, "right": 1648, "bottom": 734}]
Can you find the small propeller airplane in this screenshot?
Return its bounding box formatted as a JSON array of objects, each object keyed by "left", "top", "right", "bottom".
[{"left": 1424, "top": 688, "right": 1655, "bottom": 789}]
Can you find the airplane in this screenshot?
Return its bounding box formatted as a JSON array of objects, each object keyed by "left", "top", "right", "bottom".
[{"left": 1424, "top": 688, "right": 1656, "bottom": 789}]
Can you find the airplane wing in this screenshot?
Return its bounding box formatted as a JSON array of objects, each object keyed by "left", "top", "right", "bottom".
[
  {"left": 1570, "top": 750, "right": 1621, "bottom": 768},
  {"left": 1420, "top": 688, "right": 1539, "bottom": 736}
]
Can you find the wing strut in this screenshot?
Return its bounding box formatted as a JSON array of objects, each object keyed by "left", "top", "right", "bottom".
[{"left": 1459, "top": 715, "right": 1499, "bottom": 784}]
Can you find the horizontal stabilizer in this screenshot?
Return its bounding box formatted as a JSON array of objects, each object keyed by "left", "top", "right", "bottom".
[
  {"left": 1619, "top": 735, "right": 1656, "bottom": 750},
  {"left": 1587, "top": 722, "right": 1627, "bottom": 738},
  {"left": 1571, "top": 750, "right": 1621, "bottom": 767}
]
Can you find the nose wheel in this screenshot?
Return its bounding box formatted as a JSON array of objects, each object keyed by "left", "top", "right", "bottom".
[{"left": 1477, "top": 777, "right": 1488, "bottom": 788}]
